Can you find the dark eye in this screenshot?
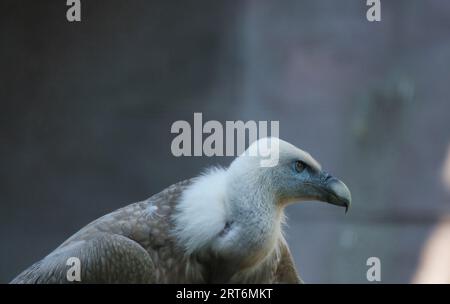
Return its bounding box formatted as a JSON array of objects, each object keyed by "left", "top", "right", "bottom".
[{"left": 295, "top": 161, "right": 306, "bottom": 173}]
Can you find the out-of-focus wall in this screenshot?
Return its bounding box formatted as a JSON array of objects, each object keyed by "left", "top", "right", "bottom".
[{"left": 1, "top": 0, "right": 449, "bottom": 283}]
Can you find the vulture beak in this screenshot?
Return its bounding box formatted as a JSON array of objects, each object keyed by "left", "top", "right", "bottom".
[{"left": 308, "top": 172, "right": 352, "bottom": 213}]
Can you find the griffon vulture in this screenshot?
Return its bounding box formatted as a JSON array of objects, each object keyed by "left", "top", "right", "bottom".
[{"left": 11, "top": 138, "right": 351, "bottom": 283}]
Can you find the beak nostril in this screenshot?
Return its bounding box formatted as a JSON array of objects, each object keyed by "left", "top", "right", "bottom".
[{"left": 323, "top": 172, "right": 332, "bottom": 181}]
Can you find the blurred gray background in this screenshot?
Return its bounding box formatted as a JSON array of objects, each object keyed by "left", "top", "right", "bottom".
[{"left": 1, "top": 0, "right": 450, "bottom": 283}]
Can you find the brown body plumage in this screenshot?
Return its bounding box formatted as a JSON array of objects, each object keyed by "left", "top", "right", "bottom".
[{"left": 11, "top": 180, "right": 301, "bottom": 283}]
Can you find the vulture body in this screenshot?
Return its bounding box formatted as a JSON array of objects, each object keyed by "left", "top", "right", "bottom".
[{"left": 11, "top": 138, "right": 351, "bottom": 284}]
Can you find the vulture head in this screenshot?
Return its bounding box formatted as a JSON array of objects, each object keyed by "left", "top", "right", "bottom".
[
  {"left": 227, "top": 137, "right": 351, "bottom": 212},
  {"left": 175, "top": 137, "right": 351, "bottom": 270}
]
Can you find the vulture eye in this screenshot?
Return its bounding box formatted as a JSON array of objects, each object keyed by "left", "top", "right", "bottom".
[{"left": 295, "top": 161, "right": 306, "bottom": 173}]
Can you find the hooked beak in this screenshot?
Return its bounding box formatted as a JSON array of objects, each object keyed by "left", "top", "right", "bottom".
[{"left": 308, "top": 172, "right": 352, "bottom": 213}]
